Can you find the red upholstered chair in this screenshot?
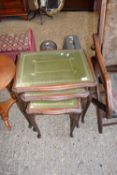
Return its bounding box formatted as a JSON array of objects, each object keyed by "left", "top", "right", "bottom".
[{"left": 0, "top": 28, "right": 36, "bottom": 62}]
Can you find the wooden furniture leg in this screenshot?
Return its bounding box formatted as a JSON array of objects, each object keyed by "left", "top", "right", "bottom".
[
  {"left": 95, "top": 78, "right": 103, "bottom": 133},
  {"left": 0, "top": 98, "right": 16, "bottom": 129},
  {"left": 29, "top": 115, "right": 41, "bottom": 138},
  {"left": 81, "top": 96, "right": 92, "bottom": 123},
  {"left": 95, "top": 63, "right": 103, "bottom": 133},
  {"left": 69, "top": 96, "right": 92, "bottom": 137},
  {"left": 69, "top": 113, "right": 81, "bottom": 137},
  {"left": 16, "top": 96, "right": 32, "bottom": 128}
]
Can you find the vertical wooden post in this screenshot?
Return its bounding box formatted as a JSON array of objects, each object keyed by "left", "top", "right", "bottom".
[{"left": 98, "top": 0, "right": 108, "bottom": 46}]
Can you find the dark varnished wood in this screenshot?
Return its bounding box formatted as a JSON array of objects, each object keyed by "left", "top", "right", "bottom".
[
  {"left": 81, "top": 95, "right": 92, "bottom": 123},
  {"left": 63, "top": 0, "right": 95, "bottom": 11},
  {"left": 0, "top": 0, "right": 29, "bottom": 20},
  {"left": 93, "top": 34, "right": 113, "bottom": 117},
  {"left": 70, "top": 113, "right": 81, "bottom": 137},
  {"left": 93, "top": 34, "right": 117, "bottom": 133},
  {"left": 98, "top": 0, "right": 107, "bottom": 45},
  {"left": 106, "top": 65, "right": 117, "bottom": 72}
]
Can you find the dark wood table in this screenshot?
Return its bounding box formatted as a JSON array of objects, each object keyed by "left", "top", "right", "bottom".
[{"left": 0, "top": 55, "right": 16, "bottom": 129}]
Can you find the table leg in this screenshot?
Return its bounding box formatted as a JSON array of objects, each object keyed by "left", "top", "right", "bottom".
[
  {"left": 0, "top": 98, "right": 16, "bottom": 129},
  {"left": 69, "top": 113, "right": 81, "bottom": 137},
  {"left": 29, "top": 115, "right": 41, "bottom": 138}
]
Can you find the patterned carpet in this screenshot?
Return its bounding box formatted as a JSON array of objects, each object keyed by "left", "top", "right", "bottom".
[{"left": 0, "top": 12, "right": 117, "bottom": 175}]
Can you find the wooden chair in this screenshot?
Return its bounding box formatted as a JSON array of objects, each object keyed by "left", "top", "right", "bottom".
[{"left": 92, "top": 34, "right": 117, "bottom": 133}]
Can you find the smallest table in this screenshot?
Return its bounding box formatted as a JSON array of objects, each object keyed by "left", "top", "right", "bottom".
[{"left": 0, "top": 55, "right": 16, "bottom": 129}]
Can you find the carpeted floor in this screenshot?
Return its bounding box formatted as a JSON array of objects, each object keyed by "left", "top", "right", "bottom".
[{"left": 0, "top": 12, "right": 117, "bottom": 175}]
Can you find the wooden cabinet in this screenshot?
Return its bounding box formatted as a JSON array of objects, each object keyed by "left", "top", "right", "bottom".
[
  {"left": 0, "top": 0, "right": 29, "bottom": 20},
  {"left": 63, "top": 0, "right": 95, "bottom": 11}
]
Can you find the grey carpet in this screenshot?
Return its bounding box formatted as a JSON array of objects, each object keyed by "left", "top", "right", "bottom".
[{"left": 0, "top": 12, "right": 117, "bottom": 175}]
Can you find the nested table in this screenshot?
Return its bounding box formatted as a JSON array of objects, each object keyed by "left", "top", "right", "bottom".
[{"left": 12, "top": 49, "right": 96, "bottom": 137}]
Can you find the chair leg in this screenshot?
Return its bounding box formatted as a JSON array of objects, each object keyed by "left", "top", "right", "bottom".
[
  {"left": 0, "top": 98, "right": 16, "bottom": 129},
  {"left": 69, "top": 114, "right": 81, "bottom": 137},
  {"left": 94, "top": 63, "right": 103, "bottom": 133},
  {"left": 97, "top": 108, "right": 103, "bottom": 133},
  {"left": 96, "top": 79, "right": 103, "bottom": 133}
]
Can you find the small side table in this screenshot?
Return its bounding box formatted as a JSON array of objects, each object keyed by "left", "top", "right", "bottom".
[{"left": 0, "top": 55, "right": 16, "bottom": 129}]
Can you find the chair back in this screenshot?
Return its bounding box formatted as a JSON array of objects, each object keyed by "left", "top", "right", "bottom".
[
  {"left": 93, "top": 34, "right": 113, "bottom": 117},
  {"left": 100, "top": 0, "right": 117, "bottom": 66}
]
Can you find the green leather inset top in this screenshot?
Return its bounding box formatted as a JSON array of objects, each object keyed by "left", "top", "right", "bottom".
[
  {"left": 29, "top": 99, "right": 79, "bottom": 109},
  {"left": 22, "top": 88, "right": 88, "bottom": 100},
  {"left": 13, "top": 49, "right": 95, "bottom": 92}
]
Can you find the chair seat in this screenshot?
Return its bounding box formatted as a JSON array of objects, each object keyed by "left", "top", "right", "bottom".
[
  {"left": 110, "top": 73, "right": 117, "bottom": 113},
  {"left": 26, "top": 99, "right": 82, "bottom": 114},
  {"left": 21, "top": 88, "right": 89, "bottom": 101},
  {"left": 13, "top": 49, "right": 96, "bottom": 92}
]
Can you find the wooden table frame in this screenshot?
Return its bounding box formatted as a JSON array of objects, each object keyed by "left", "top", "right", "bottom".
[{"left": 13, "top": 50, "right": 97, "bottom": 138}]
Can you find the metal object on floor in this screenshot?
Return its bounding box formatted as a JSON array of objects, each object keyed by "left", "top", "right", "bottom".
[
  {"left": 63, "top": 35, "right": 81, "bottom": 50},
  {"left": 40, "top": 40, "right": 57, "bottom": 51}
]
